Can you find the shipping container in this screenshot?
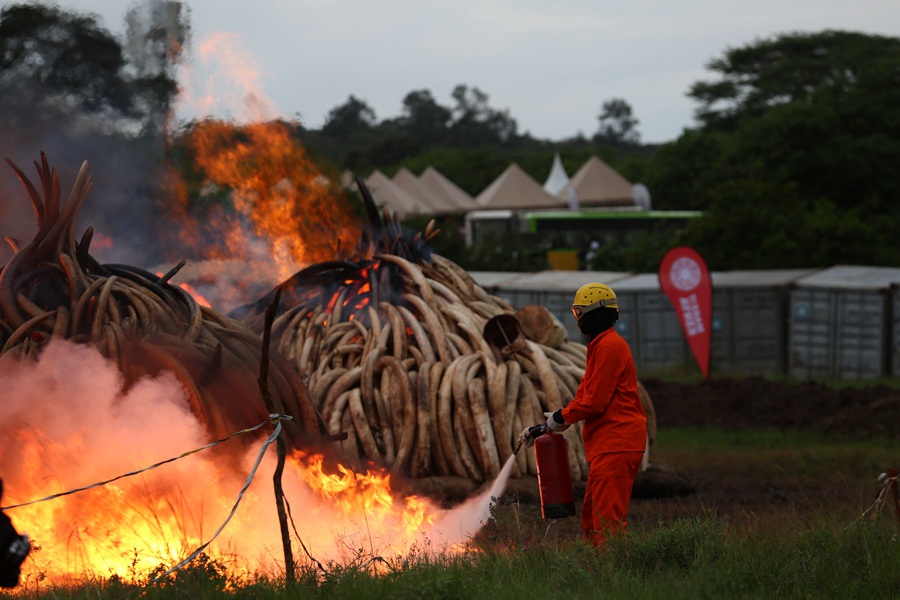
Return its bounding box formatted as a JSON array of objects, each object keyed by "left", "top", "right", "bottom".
[
  {"left": 710, "top": 270, "right": 815, "bottom": 375},
  {"left": 788, "top": 266, "right": 900, "bottom": 379},
  {"left": 608, "top": 274, "right": 691, "bottom": 372}
]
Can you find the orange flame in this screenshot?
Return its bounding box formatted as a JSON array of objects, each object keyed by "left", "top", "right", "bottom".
[
  {"left": 0, "top": 340, "right": 502, "bottom": 589},
  {"left": 316, "top": 264, "right": 384, "bottom": 327},
  {"left": 176, "top": 280, "right": 212, "bottom": 308},
  {"left": 0, "top": 34, "right": 501, "bottom": 591},
  {"left": 156, "top": 32, "right": 363, "bottom": 312},
  {"left": 290, "top": 453, "right": 437, "bottom": 551},
  {"left": 166, "top": 119, "right": 361, "bottom": 273},
  {"left": 156, "top": 272, "right": 212, "bottom": 308}
]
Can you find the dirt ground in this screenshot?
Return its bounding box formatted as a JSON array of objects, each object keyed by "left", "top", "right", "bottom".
[
  {"left": 629, "top": 377, "right": 900, "bottom": 525},
  {"left": 641, "top": 376, "right": 900, "bottom": 438},
  {"left": 456, "top": 376, "right": 900, "bottom": 539}
]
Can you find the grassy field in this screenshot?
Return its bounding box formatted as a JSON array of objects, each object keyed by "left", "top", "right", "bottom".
[{"left": 12, "top": 427, "right": 900, "bottom": 599}]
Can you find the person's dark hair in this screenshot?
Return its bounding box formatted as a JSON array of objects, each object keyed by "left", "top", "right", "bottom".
[{"left": 577, "top": 307, "right": 619, "bottom": 341}]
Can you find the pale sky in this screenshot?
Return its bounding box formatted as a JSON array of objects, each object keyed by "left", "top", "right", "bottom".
[{"left": 50, "top": 0, "right": 900, "bottom": 143}]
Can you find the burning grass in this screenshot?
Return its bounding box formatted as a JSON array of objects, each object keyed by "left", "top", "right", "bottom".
[{"left": 0, "top": 337, "right": 525, "bottom": 589}]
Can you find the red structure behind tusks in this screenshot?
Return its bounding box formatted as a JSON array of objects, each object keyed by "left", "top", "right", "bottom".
[{"left": 534, "top": 432, "right": 576, "bottom": 519}]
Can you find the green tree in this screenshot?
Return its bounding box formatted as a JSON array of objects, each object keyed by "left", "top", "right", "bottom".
[
  {"left": 648, "top": 30, "right": 900, "bottom": 269},
  {"left": 640, "top": 129, "right": 728, "bottom": 211},
  {"left": 398, "top": 89, "right": 451, "bottom": 146},
  {"left": 594, "top": 97, "right": 640, "bottom": 145},
  {"left": 0, "top": 2, "right": 189, "bottom": 265},
  {"left": 321, "top": 95, "right": 377, "bottom": 139},
  {"left": 0, "top": 2, "right": 184, "bottom": 130},
  {"left": 690, "top": 30, "right": 900, "bottom": 132},
  {"left": 402, "top": 146, "right": 513, "bottom": 197},
  {"left": 448, "top": 84, "right": 518, "bottom": 146}
]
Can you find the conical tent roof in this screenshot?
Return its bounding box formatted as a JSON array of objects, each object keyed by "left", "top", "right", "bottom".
[
  {"left": 476, "top": 163, "right": 567, "bottom": 210},
  {"left": 560, "top": 156, "right": 634, "bottom": 206},
  {"left": 542, "top": 153, "right": 571, "bottom": 195},
  {"left": 418, "top": 166, "right": 477, "bottom": 212},
  {"left": 364, "top": 170, "right": 429, "bottom": 217},
  {"left": 391, "top": 168, "right": 444, "bottom": 214}
]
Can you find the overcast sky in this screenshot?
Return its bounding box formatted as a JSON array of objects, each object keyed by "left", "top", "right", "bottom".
[{"left": 57, "top": 0, "right": 900, "bottom": 143}]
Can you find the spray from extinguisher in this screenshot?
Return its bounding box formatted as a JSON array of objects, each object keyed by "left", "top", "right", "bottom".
[{"left": 516, "top": 424, "right": 576, "bottom": 519}]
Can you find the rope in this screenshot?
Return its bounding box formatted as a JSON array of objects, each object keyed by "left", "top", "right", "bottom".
[
  {"left": 1, "top": 415, "right": 287, "bottom": 511},
  {"left": 147, "top": 415, "right": 288, "bottom": 585}
]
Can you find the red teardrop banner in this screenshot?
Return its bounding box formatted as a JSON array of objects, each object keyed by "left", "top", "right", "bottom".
[{"left": 658, "top": 246, "right": 712, "bottom": 377}]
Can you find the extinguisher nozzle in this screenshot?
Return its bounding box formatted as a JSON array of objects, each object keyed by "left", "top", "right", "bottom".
[{"left": 515, "top": 423, "right": 548, "bottom": 456}]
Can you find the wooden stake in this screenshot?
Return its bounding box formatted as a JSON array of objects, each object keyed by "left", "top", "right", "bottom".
[
  {"left": 888, "top": 467, "right": 900, "bottom": 525},
  {"left": 258, "top": 287, "right": 295, "bottom": 584}
]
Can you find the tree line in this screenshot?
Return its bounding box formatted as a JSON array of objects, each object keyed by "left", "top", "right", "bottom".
[
  {"left": 2, "top": 2, "right": 898, "bottom": 274},
  {"left": 302, "top": 30, "right": 900, "bottom": 275}
]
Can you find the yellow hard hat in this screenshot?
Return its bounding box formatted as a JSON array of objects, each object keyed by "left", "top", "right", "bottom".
[{"left": 571, "top": 283, "right": 617, "bottom": 321}]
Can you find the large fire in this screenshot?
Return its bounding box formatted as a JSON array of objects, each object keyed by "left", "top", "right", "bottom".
[
  {"left": 161, "top": 117, "right": 363, "bottom": 304},
  {"left": 0, "top": 26, "right": 512, "bottom": 591},
  {"left": 0, "top": 340, "right": 509, "bottom": 588},
  {"left": 154, "top": 33, "right": 363, "bottom": 312}
]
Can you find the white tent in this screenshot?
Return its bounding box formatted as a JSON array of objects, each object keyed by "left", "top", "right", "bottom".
[
  {"left": 542, "top": 153, "right": 570, "bottom": 195},
  {"left": 543, "top": 153, "right": 578, "bottom": 209}
]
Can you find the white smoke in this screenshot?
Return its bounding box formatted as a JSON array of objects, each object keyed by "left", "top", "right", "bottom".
[{"left": 0, "top": 339, "right": 204, "bottom": 488}]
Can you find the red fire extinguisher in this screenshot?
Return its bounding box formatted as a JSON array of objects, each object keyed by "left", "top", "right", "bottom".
[{"left": 520, "top": 425, "right": 576, "bottom": 519}]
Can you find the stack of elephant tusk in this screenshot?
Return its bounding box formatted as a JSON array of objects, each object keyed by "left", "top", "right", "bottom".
[
  {"left": 0, "top": 154, "right": 319, "bottom": 445},
  {"left": 261, "top": 232, "right": 593, "bottom": 483}
]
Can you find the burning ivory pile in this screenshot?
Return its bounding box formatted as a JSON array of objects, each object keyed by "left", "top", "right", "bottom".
[
  {"left": 0, "top": 155, "right": 319, "bottom": 445},
  {"left": 240, "top": 185, "right": 656, "bottom": 483}
]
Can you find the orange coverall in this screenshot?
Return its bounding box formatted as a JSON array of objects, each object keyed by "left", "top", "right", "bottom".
[{"left": 560, "top": 327, "right": 647, "bottom": 547}]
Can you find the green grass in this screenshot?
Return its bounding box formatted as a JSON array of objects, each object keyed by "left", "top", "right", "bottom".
[
  {"left": 18, "top": 520, "right": 898, "bottom": 599},
  {"left": 13, "top": 428, "right": 900, "bottom": 599},
  {"left": 655, "top": 427, "right": 900, "bottom": 480}
]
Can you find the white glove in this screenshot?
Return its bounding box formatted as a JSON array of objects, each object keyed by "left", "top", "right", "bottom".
[
  {"left": 544, "top": 409, "right": 569, "bottom": 432},
  {"left": 518, "top": 426, "right": 536, "bottom": 448},
  {"left": 7, "top": 534, "right": 29, "bottom": 561},
  {"left": 518, "top": 424, "right": 547, "bottom": 447}
]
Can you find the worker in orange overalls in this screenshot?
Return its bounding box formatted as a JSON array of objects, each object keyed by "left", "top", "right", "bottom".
[{"left": 543, "top": 282, "right": 647, "bottom": 547}]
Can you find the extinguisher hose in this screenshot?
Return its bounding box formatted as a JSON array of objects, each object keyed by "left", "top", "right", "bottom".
[{"left": 514, "top": 438, "right": 524, "bottom": 456}]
